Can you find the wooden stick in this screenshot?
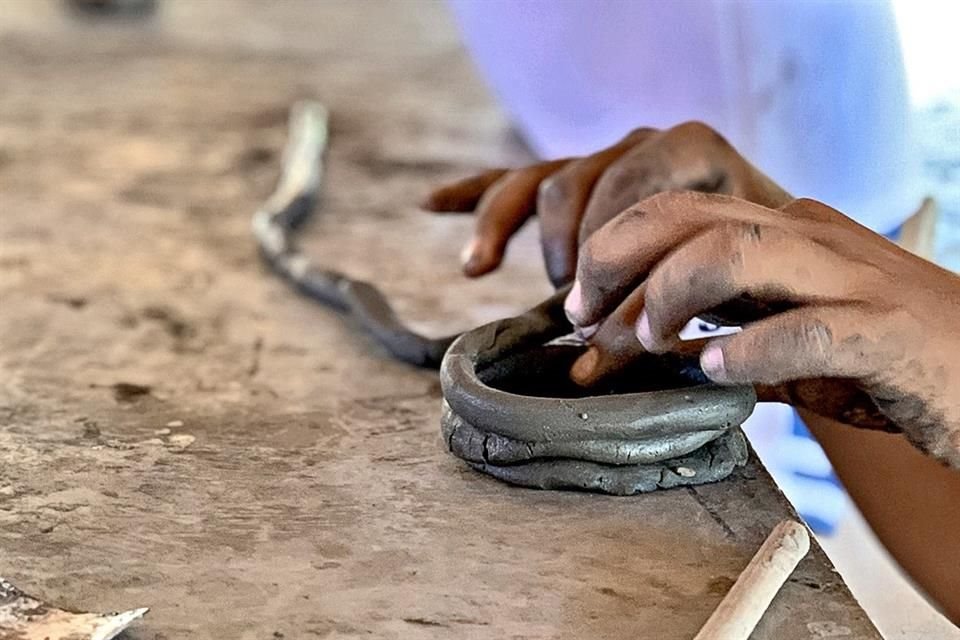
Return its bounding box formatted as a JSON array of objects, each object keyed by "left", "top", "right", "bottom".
[{"left": 693, "top": 520, "right": 810, "bottom": 640}]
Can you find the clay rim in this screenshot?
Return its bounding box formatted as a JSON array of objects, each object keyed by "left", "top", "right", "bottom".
[{"left": 440, "top": 293, "right": 757, "bottom": 444}]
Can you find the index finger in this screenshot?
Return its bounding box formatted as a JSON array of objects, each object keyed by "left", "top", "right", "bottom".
[
  {"left": 564, "top": 191, "right": 718, "bottom": 326},
  {"left": 564, "top": 192, "right": 837, "bottom": 327}
]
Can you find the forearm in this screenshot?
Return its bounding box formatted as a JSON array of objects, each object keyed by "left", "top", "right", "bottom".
[{"left": 801, "top": 408, "right": 960, "bottom": 625}]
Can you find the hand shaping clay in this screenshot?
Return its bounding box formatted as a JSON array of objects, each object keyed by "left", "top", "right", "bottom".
[
  {"left": 439, "top": 291, "right": 754, "bottom": 494},
  {"left": 253, "top": 101, "right": 756, "bottom": 494}
]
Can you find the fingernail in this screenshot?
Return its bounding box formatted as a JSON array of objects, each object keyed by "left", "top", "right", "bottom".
[
  {"left": 575, "top": 322, "right": 599, "bottom": 341},
  {"left": 635, "top": 311, "right": 653, "bottom": 350},
  {"left": 564, "top": 281, "right": 583, "bottom": 324},
  {"left": 700, "top": 345, "right": 727, "bottom": 381},
  {"left": 461, "top": 241, "right": 486, "bottom": 275}
]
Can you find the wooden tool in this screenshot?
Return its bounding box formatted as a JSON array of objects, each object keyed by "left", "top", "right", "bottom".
[{"left": 694, "top": 519, "right": 811, "bottom": 640}]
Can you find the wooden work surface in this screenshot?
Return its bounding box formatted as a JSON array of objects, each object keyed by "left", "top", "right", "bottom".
[{"left": 0, "top": 2, "right": 880, "bottom": 638}]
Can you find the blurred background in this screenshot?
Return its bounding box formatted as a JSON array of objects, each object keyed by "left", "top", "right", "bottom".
[{"left": 1, "top": 1, "right": 957, "bottom": 638}]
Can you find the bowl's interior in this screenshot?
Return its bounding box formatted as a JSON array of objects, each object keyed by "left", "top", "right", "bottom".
[{"left": 477, "top": 344, "right": 710, "bottom": 399}]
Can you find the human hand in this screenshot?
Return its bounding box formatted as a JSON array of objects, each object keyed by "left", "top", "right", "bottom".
[
  {"left": 422, "top": 122, "right": 791, "bottom": 287},
  {"left": 564, "top": 192, "right": 960, "bottom": 467}
]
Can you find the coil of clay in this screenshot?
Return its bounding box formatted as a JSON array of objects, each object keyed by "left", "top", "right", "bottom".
[{"left": 439, "top": 292, "right": 755, "bottom": 494}]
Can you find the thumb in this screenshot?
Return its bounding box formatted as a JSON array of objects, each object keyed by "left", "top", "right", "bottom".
[{"left": 699, "top": 306, "right": 883, "bottom": 386}]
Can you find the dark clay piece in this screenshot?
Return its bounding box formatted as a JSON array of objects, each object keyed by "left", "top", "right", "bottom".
[
  {"left": 252, "top": 103, "right": 457, "bottom": 367},
  {"left": 466, "top": 430, "right": 749, "bottom": 495},
  {"left": 443, "top": 402, "right": 728, "bottom": 466},
  {"left": 438, "top": 293, "right": 754, "bottom": 494},
  {"left": 440, "top": 293, "right": 755, "bottom": 447},
  {"left": 255, "top": 102, "right": 756, "bottom": 495}
]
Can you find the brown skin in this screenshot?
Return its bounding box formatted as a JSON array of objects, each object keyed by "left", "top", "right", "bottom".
[
  {"left": 566, "top": 191, "right": 960, "bottom": 469},
  {"left": 426, "top": 124, "right": 892, "bottom": 431},
  {"left": 422, "top": 122, "right": 790, "bottom": 287},
  {"left": 426, "top": 122, "right": 960, "bottom": 621},
  {"left": 424, "top": 121, "right": 960, "bottom": 468},
  {"left": 423, "top": 122, "right": 794, "bottom": 391}
]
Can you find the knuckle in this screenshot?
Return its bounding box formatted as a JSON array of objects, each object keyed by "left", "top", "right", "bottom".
[
  {"left": 537, "top": 173, "right": 569, "bottom": 212},
  {"left": 576, "top": 235, "right": 620, "bottom": 285},
  {"left": 576, "top": 235, "right": 602, "bottom": 274},
  {"left": 790, "top": 318, "right": 835, "bottom": 360},
  {"left": 670, "top": 120, "right": 730, "bottom": 147},
  {"left": 603, "top": 159, "right": 640, "bottom": 192},
  {"left": 780, "top": 197, "right": 845, "bottom": 223},
  {"left": 644, "top": 269, "right": 670, "bottom": 312},
  {"left": 706, "top": 225, "right": 745, "bottom": 280},
  {"left": 727, "top": 222, "right": 782, "bottom": 272},
  {"left": 601, "top": 201, "right": 649, "bottom": 236},
  {"left": 589, "top": 165, "right": 644, "bottom": 216},
  {"left": 787, "top": 197, "right": 821, "bottom": 209},
  {"left": 642, "top": 272, "right": 680, "bottom": 335},
  {"left": 479, "top": 170, "right": 515, "bottom": 201},
  {"left": 789, "top": 197, "right": 836, "bottom": 211},
  {"left": 604, "top": 192, "right": 685, "bottom": 237},
  {"left": 623, "top": 126, "right": 658, "bottom": 143}
]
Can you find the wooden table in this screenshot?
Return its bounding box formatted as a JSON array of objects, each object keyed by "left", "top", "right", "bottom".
[{"left": 0, "top": 1, "right": 880, "bottom": 638}]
